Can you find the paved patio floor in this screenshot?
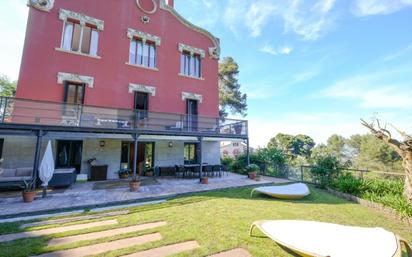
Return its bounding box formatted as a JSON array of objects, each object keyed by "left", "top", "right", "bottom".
[{"left": 0, "top": 173, "right": 288, "bottom": 217}]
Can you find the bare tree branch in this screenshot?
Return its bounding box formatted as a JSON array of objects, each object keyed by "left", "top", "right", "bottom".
[{"left": 361, "top": 119, "right": 405, "bottom": 158}]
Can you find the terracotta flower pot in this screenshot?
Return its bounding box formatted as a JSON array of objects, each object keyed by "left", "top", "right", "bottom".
[
  {"left": 146, "top": 172, "right": 153, "bottom": 177},
  {"left": 22, "top": 191, "right": 36, "bottom": 203},
  {"left": 248, "top": 171, "right": 257, "bottom": 180},
  {"left": 119, "top": 173, "right": 129, "bottom": 179},
  {"left": 200, "top": 177, "right": 209, "bottom": 184},
  {"left": 129, "top": 181, "right": 141, "bottom": 192}
]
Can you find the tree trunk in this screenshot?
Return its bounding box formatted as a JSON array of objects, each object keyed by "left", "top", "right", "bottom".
[{"left": 404, "top": 152, "right": 412, "bottom": 203}]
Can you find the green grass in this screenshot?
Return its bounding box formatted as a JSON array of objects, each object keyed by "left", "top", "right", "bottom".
[{"left": 0, "top": 186, "right": 411, "bottom": 257}]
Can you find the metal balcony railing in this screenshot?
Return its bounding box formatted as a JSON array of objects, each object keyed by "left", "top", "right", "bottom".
[{"left": 0, "top": 97, "right": 248, "bottom": 137}]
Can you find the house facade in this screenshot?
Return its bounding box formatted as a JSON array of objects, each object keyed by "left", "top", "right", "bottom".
[
  {"left": 221, "top": 142, "right": 254, "bottom": 159},
  {"left": 0, "top": 0, "right": 248, "bottom": 182}
]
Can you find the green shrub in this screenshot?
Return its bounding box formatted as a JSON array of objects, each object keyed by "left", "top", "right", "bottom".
[
  {"left": 246, "top": 164, "right": 260, "bottom": 173},
  {"left": 331, "top": 173, "right": 363, "bottom": 195},
  {"left": 221, "top": 156, "right": 234, "bottom": 167},
  {"left": 331, "top": 175, "right": 412, "bottom": 218},
  {"left": 309, "top": 154, "right": 343, "bottom": 188}
]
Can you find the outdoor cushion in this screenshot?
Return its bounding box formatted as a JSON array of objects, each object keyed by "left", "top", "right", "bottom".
[
  {"left": 0, "top": 169, "right": 16, "bottom": 177},
  {"left": 250, "top": 220, "right": 411, "bottom": 257},
  {"left": 0, "top": 176, "right": 31, "bottom": 182},
  {"left": 16, "top": 168, "right": 32, "bottom": 177},
  {"left": 251, "top": 183, "right": 310, "bottom": 199}
]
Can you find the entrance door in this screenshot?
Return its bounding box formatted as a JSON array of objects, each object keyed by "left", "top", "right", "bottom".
[
  {"left": 186, "top": 99, "right": 198, "bottom": 131},
  {"left": 56, "top": 140, "right": 83, "bottom": 173},
  {"left": 121, "top": 142, "right": 154, "bottom": 175}
]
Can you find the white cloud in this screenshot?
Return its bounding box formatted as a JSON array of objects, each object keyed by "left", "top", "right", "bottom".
[
  {"left": 259, "top": 44, "right": 294, "bottom": 56},
  {"left": 280, "top": 46, "right": 293, "bottom": 55},
  {"left": 322, "top": 67, "right": 412, "bottom": 109},
  {"left": 352, "top": 0, "right": 412, "bottom": 16},
  {"left": 383, "top": 43, "right": 412, "bottom": 62},
  {"left": 223, "top": 0, "right": 338, "bottom": 40}
]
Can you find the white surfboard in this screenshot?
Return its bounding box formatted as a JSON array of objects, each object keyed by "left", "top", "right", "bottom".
[
  {"left": 251, "top": 183, "right": 310, "bottom": 199},
  {"left": 250, "top": 220, "right": 411, "bottom": 257}
]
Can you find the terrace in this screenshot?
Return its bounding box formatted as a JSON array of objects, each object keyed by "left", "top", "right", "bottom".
[{"left": 0, "top": 96, "right": 248, "bottom": 139}]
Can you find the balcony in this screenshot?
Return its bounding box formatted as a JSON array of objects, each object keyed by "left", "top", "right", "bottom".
[{"left": 0, "top": 97, "right": 248, "bottom": 138}]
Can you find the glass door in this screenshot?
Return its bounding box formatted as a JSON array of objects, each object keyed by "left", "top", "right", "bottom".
[
  {"left": 56, "top": 140, "right": 83, "bottom": 173},
  {"left": 186, "top": 99, "right": 198, "bottom": 131}
]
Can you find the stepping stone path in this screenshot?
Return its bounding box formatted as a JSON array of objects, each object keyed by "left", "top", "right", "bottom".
[
  {"left": 32, "top": 233, "right": 162, "bottom": 257},
  {"left": 21, "top": 210, "right": 129, "bottom": 229},
  {"left": 48, "top": 221, "right": 167, "bottom": 246},
  {"left": 209, "top": 248, "right": 251, "bottom": 257},
  {"left": 122, "top": 241, "right": 200, "bottom": 257},
  {"left": 0, "top": 219, "right": 118, "bottom": 243}
]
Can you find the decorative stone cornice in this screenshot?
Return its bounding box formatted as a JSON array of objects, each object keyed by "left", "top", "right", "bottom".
[
  {"left": 127, "top": 28, "right": 161, "bottom": 46},
  {"left": 57, "top": 72, "right": 94, "bottom": 88},
  {"left": 159, "top": 0, "right": 220, "bottom": 59},
  {"left": 182, "top": 92, "right": 203, "bottom": 103},
  {"left": 178, "top": 43, "right": 205, "bottom": 58},
  {"left": 28, "top": 0, "right": 54, "bottom": 12},
  {"left": 129, "top": 83, "right": 156, "bottom": 96},
  {"left": 59, "top": 9, "right": 104, "bottom": 30}
]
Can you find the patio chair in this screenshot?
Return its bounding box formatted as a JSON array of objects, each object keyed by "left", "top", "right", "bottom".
[
  {"left": 202, "top": 165, "right": 212, "bottom": 177},
  {"left": 212, "top": 165, "right": 222, "bottom": 177},
  {"left": 192, "top": 166, "right": 200, "bottom": 178},
  {"left": 220, "top": 165, "right": 229, "bottom": 176},
  {"left": 175, "top": 165, "right": 185, "bottom": 178}
]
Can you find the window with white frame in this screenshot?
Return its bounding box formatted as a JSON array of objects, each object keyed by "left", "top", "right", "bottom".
[
  {"left": 178, "top": 43, "right": 204, "bottom": 78},
  {"left": 129, "top": 39, "right": 156, "bottom": 68},
  {"left": 180, "top": 52, "right": 201, "bottom": 78},
  {"left": 62, "top": 21, "right": 99, "bottom": 56},
  {"left": 59, "top": 9, "right": 104, "bottom": 57}
]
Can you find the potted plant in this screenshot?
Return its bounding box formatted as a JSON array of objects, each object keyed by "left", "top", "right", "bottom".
[
  {"left": 200, "top": 176, "right": 208, "bottom": 184},
  {"left": 144, "top": 166, "right": 154, "bottom": 177},
  {"left": 117, "top": 168, "right": 130, "bottom": 179},
  {"left": 246, "top": 164, "right": 260, "bottom": 180},
  {"left": 129, "top": 170, "right": 141, "bottom": 192},
  {"left": 22, "top": 180, "right": 36, "bottom": 203}
]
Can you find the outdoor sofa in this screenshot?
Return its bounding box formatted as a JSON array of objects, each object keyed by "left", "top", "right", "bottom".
[
  {"left": 48, "top": 168, "right": 77, "bottom": 188},
  {"left": 0, "top": 167, "right": 32, "bottom": 188}
]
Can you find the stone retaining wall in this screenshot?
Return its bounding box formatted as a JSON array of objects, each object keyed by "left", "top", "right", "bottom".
[{"left": 326, "top": 187, "right": 412, "bottom": 224}]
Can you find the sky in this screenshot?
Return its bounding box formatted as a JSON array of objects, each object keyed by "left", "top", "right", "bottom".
[{"left": 1, "top": 0, "right": 412, "bottom": 147}]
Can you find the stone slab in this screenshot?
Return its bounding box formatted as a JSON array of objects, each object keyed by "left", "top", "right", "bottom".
[
  {"left": 48, "top": 221, "right": 167, "bottom": 246},
  {"left": 21, "top": 210, "right": 129, "bottom": 229},
  {"left": 123, "top": 240, "right": 200, "bottom": 257},
  {"left": 0, "top": 210, "right": 84, "bottom": 224},
  {"left": 32, "top": 233, "right": 162, "bottom": 257},
  {"left": 0, "top": 219, "right": 118, "bottom": 243},
  {"left": 90, "top": 200, "right": 166, "bottom": 212},
  {"left": 209, "top": 248, "right": 251, "bottom": 257}
]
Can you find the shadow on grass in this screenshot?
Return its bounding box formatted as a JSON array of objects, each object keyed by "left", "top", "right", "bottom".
[{"left": 182, "top": 184, "right": 351, "bottom": 206}]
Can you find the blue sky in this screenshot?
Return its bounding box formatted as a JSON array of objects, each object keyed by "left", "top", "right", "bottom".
[{"left": 1, "top": 1, "right": 412, "bottom": 147}]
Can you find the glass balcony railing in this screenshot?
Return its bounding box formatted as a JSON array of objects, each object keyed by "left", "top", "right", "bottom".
[{"left": 0, "top": 97, "right": 248, "bottom": 137}]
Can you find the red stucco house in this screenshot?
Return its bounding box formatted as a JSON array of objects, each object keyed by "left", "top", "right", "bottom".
[{"left": 0, "top": 0, "right": 248, "bottom": 184}]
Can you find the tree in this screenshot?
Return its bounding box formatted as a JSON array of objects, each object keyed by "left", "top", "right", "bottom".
[
  {"left": 218, "top": 57, "right": 247, "bottom": 118},
  {"left": 0, "top": 75, "right": 16, "bottom": 97},
  {"left": 361, "top": 119, "right": 412, "bottom": 203},
  {"left": 268, "top": 133, "right": 315, "bottom": 161},
  {"left": 327, "top": 134, "right": 346, "bottom": 157},
  {"left": 347, "top": 134, "right": 401, "bottom": 171}
]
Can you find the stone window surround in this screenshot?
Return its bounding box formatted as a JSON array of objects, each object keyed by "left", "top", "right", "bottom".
[
  {"left": 57, "top": 9, "right": 104, "bottom": 58},
  {"left": 127, "top": 28, "right": 161, "bottom": 46},
  {"left": 182, "top": 92, "right": 202, "bottom": 103},
  {"left": 57, "top": 72, "right": 95, "bottom": 88},
  {"left": 178, "top": 43, "right": 205, "bottom": 58},
  {"left": 128, "top": 83, "right": 156, "bottom": 96},
  {"left": 59, "top": 9, "right": 104, "bottom": 30}
]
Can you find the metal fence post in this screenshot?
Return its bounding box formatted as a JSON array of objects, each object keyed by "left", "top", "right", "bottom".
[{"left": 300, "top": 165, "right": 304, "bottom": 181}]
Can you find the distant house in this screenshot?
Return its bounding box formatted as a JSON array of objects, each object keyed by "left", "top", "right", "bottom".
[{"left": 221, "top": 142, "right": 254, "bottom": 159}]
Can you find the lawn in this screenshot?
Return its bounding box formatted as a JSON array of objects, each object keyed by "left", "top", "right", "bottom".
[{"left": 0, "top": 185, "right": 411, "bottom": 257}]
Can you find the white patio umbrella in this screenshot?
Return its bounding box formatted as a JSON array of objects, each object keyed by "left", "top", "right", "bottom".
[{"left": 39, "top": 140, "right": 55, "bottom": 198}]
